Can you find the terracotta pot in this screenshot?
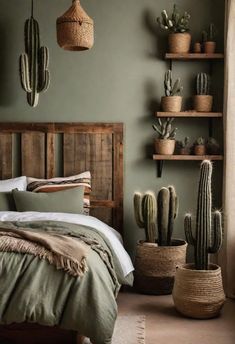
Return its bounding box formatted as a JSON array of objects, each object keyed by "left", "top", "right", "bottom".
[
  {"left": 193, "top": 95, "right": 213, "bottom": 112},
  {"left": 179, "top": 147, "right": 189, "bottom": 155},
  {"left": 135, "top": 239, "right": 187, "bottom": 295},
  {"left": 168, "top": 32, "right": 191, "bottom": 53},
  {"left": 161, "top": 96, "right": 182, "bottom": 112},
  {"left": 193, "top": 42, "right": 201, "bottom": 53},
  {"left": 204, "top": 41, "right": 216, "bottom": 54},
  {"left": 173, "top": 263, "right": 226, "bottom": 319},
  {"left": 155, "top": 139, "right": 175, "bottom": 155},
  {"left": 194, "top": 145, "right": 206, "bottom": 156}
]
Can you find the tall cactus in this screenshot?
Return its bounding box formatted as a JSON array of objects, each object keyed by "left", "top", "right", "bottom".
[
  {"left": 184, "top": 160, "right": 222, "bottom": 270},
  {"left": 196, "top": 73, "right": 210, "bottom": 95},
  {"left": 19, "top": 10, "right": 50, "bottom": 107}
]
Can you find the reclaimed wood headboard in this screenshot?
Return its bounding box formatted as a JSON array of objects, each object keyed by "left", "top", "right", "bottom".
[{"left": 0, "top": 123, "right": 123, "bottom": 234}]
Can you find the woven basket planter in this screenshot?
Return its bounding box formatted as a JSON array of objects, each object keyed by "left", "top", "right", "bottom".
[
  {"left": 193, "top": 95, "right": 213, "bottom": 112},
  {"left": 57, "top": 0, "right": 94, "bottom": 51},
  {"left": 204, "top": 41, "right": 216, "bottom": 54},
  {"left": 168, "top": 33, "right": 191, "bottom": 53},
  {"left": 155, "top": 139, "right": 175, "bottom": 155},
  {"left": 134, "top": 240, "right": 187, "bottom": 295},
  {"left": 161, "top": 96, "right": 182, "bottom": 112},
  {"left": 173, "top": 263, "right": 226, "bottom": 319}
]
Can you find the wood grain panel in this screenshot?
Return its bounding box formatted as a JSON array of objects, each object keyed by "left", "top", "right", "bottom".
[{"left": 0, "top": 133, "right": 12, "bottom": 179}]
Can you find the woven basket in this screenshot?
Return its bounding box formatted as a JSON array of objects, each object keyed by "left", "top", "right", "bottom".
[
  {"left": 173, "top": 263, "right": 226, "bottom": 319},
  {"left": 154, "top": 139, "right": 175, "bottom": 155},
  {"left": 161, "top": 96, "right": 182, "bottom": 112},
  {"left": 134, "top": 240, "right": 187, "bottom": 295},
  {"left": 168, "top": 33, "right": 191, "bottom": 53},
  {"left": 57, "top": 0, "right": 94, "bottom": 51},
  {"left": 193, "top": 95, "right": 213, "bottom": 112}
]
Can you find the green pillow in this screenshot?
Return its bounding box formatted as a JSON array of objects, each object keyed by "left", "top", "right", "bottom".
[
  {"left": 12, "top": 187, "right": 85, "bottom": 214},
  {"left": 0, "top": 192, "right": 16, "bottom": 211}
]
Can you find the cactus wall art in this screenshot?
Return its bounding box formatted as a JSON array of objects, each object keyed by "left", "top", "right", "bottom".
[{"left": 19, "top": 0, "right": 50, "bottom": 107}]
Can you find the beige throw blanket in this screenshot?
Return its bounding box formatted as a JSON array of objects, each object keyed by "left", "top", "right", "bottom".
[{"left": 0, "top": 227, "right": 90, "bottom": 277}]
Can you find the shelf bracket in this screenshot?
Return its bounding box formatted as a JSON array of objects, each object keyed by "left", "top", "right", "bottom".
[{"left": 157, "top": 161, "right": 164, "bottom": 178}]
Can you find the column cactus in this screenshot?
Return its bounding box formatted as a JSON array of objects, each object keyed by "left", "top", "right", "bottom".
[
  {"left": 19, "top": 13, "right": 50, "bottom": 107},
  {"left": 184, "top": 160, "right": 222, "bottom": 270}
]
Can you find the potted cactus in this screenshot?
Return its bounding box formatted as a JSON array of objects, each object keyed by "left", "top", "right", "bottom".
[
  {"left": 134, "top": 187, "right": 187, "bottom": 295},
  {"left": 202, "top": 23, "right": 217, "bottom": 54},
  {"left": 173, "top": 160, "right": 225, "bottom": 319},
  {"left": 157, "top": 4, "right": 191, "bottom": 54},
  {"left": 161, "top": 70, "right": 183, "bottom": 112},
  {"left": 206, "top": 137, "right": 220, "bottom": 155},
  {"left": 176, "top": 137, "right": 190, "bottom": 155},
  {"left": 153, "top": 118, "right": 177, "bottom": 155},
  {"left": 194, "top": 137, "right": 206, "bottom": 155},
  {"left": 193, "top": 73, "right": 213, "bottom": 112}
]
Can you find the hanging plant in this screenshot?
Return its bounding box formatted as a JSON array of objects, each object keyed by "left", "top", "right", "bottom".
[{"left": 19, "top": 0, "right": 50, "bottom": 107}]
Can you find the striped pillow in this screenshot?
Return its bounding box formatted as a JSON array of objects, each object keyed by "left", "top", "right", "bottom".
[{"left": 27, "top": 171, "right": 91, "bottom": 215}]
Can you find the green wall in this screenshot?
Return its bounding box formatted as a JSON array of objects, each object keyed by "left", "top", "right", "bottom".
[{"left": 0, "top": 0, "right": 225, "bottom": 258}]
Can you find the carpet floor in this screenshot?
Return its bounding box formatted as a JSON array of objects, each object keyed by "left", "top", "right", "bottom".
[{"left": 117, "top": 292, "right": 235, "bottom": 344}]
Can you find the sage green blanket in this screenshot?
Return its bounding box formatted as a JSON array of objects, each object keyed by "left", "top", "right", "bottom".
[{"left": 0, "top": 221, "right": 133, "bottom": 344}]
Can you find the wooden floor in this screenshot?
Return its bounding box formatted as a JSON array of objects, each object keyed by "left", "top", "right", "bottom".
[{"left": 117, "top": 292, "right": 235, "bottom": 344}]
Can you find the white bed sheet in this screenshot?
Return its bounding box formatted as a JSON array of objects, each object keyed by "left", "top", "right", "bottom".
[{"left": 0, "top": 211, "right": 134, "bottom": 277}]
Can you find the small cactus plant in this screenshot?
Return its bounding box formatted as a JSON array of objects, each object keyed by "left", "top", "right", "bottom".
[
  {"left": 176, "top": 137, "right": 190, "bottom": 149},
  {"left": 194, "top": 137, "right": 205, "bottom": 146},
  {"left": 202, "top": 23, "right": 217, "bottom": 42},
  {"left": 184, "top": 160, "right": 223, "bottom": 270},
  {"left": 133, "top": 186, "right": 178, "bottom": 246},
  {"left": 164, "top": 70, "right": 183, "bottom": 97},
  {"left": 196, "top": 73, "right": 211, "bottom": 95},
  {"left": 157, "top": 4, "right": 190, "bottom": 33},
  {"left": 153, "top": 118, "right": 177, "bottom": 140},
  {"left": 206, "top": 137, "right": 220, "bottom": 154}
]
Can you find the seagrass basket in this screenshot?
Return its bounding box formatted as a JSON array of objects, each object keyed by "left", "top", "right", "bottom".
[
  {"left": 57, "top": 0, "right": 94, "bottom": 51},
  {"left": 154, "top": 139, "right": 175, "bottom": 155},
  {"left": 161, "top": 96, "right": 182, "bottom": 112},
  {"left": 134, "top": 240, "right": 187, "bottom": 295},
  {"left": 193, "top": 95, "right": 213, "bottom": 112},
  {"left": 173, "top": 263, "right": 226, "bottom": 319},
  {"left": 168, "top": 32, "right": 191, "bottom": 53}
]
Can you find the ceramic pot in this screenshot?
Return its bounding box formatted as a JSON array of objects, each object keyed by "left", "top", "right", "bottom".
[
  {"left": 194, "top": 145, "right": 206, "bottom": 156},
  {"left": 204, "top": 41, "right": 216, "bottom": 54},
  {"left": 168, "top": 32, "right": 191, "bottom": 53},
  {"left": 193, "top": 42, "right": 201, "bottom": 53}
]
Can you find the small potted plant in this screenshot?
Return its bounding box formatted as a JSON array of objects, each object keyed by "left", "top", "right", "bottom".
[
  {"left": 157, "top": 4, "right": 191, "bottom": 54},
  {"left": 194, "top": 137, "right": 206, "bottom": 155},
  {"left": 206, "top": 137, "right": 220, "bottom": 155},
  {"left": 193, "top": 73, "right": 213, "bottom": 112},
  {"left": 153, "top": 118, "right": 177, "bottom": 155},
  {"left": 193, "top": 42, "right": 201, "bottom": 53},
  {"left": 161, "top": 70, "right": 183, "bottom": 112},
  {"left": 173, "top": 160, "right": 225, "bottom": 319},
  {"left": 134, "top": 186, "right": 187, "bottom": 295},
  {"left": 176, "top": 137, "right": 190, "bottom": 155},
  {"left": 202, "top": 23, "right": 217, "bottom": 54}
]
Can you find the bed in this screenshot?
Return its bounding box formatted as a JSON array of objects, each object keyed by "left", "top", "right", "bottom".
[{"left": 0, "top": 123, "right": 133, "bottom": 344}]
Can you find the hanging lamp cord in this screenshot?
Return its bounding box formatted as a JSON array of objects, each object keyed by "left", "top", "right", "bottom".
[{"left": 31, "top": 0, "right": 34, "bottom": 17}]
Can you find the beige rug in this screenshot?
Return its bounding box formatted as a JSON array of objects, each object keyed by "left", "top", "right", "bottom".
[{"left": 82, "top": 315, "right": 145, "bottom": 344}]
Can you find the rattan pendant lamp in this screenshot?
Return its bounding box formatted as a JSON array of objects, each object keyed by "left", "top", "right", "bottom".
[{"left": 57, "top": 0, "right": 94, "bottom": 51}]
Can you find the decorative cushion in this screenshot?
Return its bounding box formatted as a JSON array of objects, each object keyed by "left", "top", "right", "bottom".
[
  {"left": 0, "top": 176, "right": 27, "bottom": 192},
  {"left": 0, "top": 192, "right": 16, "bottom": 211}
]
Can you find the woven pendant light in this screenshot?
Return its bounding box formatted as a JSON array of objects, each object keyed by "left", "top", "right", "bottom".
[{"left": 57, "top": 0, "right": 94, "bottom": 51}]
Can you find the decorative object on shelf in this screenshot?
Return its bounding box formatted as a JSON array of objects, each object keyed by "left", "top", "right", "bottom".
[
  {"left": 194, "top": 73, "right": 213, "bottom": 112},
  {"left": 57, "top": 0, "right": 94, "bottom": 51},
  {"left": 134, "top": 187, "right": 187, "bottom": 295},
  {"left": 157, "top": 4, "right": 191, "bottom": 53},
  {"left": 206, "top": 137, "right": 220, "bottom": 155},
  {"left": 176, "top": 137, "right": 190, "bottom": 155},
  {"left": 193, "top": 42, "right": 201, "bottom": 53},
  {"left": 19, "top": 0, "right": 50, "bottom": 107},
  {"left": 153, "top": 118, "right": 177, "bottom": 155},
  {"left": 173, "top": 160, "right": 225, "bottom": 319},
  {"left": 202, "top": 23, "right": 217, "bottom": 54},
  {"left": 194, "top": 137, "right": 206, "bottom": 155},
  {"left": 161, "top": 70, "right": 183, "bottom": 112}
]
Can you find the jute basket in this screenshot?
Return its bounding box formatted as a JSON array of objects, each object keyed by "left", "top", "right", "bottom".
[
  {"left": 134, "top": 240, "right": 187, "bottom": 295},
  {"left": 168, "top": 33, "right": 191, "bottom": 53},
  {"left": 161, "top": 96, "right": 182, "bottom": 112},
  {"left": 193, "top": 95, "right": 213, "bottom": 112},
  {"left": 57, "top": 0, "right": 94, "bottom": 51},
  {"left": 173, "top": 263, "right": 226, "bottom": 319},
  {"left": 155, "top": 139, "right": 175, "bottom": 155}
]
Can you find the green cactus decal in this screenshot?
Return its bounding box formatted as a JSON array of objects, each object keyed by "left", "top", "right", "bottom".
[
  {"left": 184, "top": 160, "right": 222, "bottom": 270},
  {"left": 19, "top": 3, "right": 50, "bottom": 107},
  {"left": 196, "top": 73, "right": 211, "bottom": 95}
]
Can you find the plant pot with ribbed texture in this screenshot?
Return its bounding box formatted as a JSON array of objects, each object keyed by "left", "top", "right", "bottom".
[
  {"left": 155, "top": 139, "right": 175, "bottom": 155},
  {"left": 134, "top": 240, "right": 187, "bottom": 295},
  {"left": 161, "top": 96, "right": 182, "bottom": 112},
  {"left": 168, "top": 33, "right": 191, "bottom": 53},
  {"left": 193, "top": 95, "right": 213, "bottom": 112},
  {"left": 173, "top": 263, "right": 225, "bottom": 319}
]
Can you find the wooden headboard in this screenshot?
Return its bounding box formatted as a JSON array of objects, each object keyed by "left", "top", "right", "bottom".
[{"left": 0, "top": 123, "right": 123, "bottom": 233}]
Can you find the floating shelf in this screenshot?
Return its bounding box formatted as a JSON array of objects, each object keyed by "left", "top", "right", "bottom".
[
  {"left": 165, "top": 53, "right": 224, "bottom": 60},
  {"left": 155, "top": 111, "right": 223, "bottom": 118},
  {"left": 153, "top": 155, "right": 223, "bottom": 161}
]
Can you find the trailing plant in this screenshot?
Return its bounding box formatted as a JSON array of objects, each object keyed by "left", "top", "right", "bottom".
[
  {"left": 184, "top": 160, "right": 222, "bottom": 270},
  {"left": 134, "top": 186, "right": 178, "bottom": 246},
  {"left": 157, "top": 4, "right": 190, "bottom": 33},
  {"left": 202, "top": 23, "right": 217, "bottom": 42},
  {"left": 153, "top": 118, "right": 177, "bottom": 140},
  {"left": 176, "top": 136, "right": 190, "bottom": 149},
  {"left": 196, "top": 73, "right": 211, "bottom": 95},
  {"left": 164, "top": 70, "right": 183, "bottom": 97},
  {"left": 194, "top": 137, "right": 205, "bottom": 146}
]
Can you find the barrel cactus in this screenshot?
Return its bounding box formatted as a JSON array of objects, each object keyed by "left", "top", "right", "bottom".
[
  {"left": 196, "top": 73, "right": 211, "bottom": 95},
  {"left": 184, "top": 160, "right": 222, "bottom": 270},
  {"left": 19, "top": 14, "right": 50, "bottom": 107}
]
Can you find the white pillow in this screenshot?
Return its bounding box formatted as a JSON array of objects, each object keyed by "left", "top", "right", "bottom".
[{"left": 0, "top": 176, "right": 27, "bottom": 192}]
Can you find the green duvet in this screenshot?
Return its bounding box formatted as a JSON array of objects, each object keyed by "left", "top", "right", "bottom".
[{"left": 0, "top": 221, "right": 133, "bottom": 344}]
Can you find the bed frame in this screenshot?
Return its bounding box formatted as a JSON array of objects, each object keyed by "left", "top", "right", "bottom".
[{"left": 0, "top": 122, "right": 124, "bottom": 344}]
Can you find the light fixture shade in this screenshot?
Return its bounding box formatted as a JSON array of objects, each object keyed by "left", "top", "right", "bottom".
[{"left": 57, "top": 0, "right": 94, "bottom": 51}]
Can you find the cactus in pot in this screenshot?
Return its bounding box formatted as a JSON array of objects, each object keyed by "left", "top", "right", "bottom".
[
  {"left": 194, "top": 136, "right": 206, "bottom": 155},
  {"left": 161, "top": 70, "right": 183, "bottom": 112},
  {"left": 176, "top": 136, "right": 190, "bottom": 155},
  {"left": 202, "top": 23, "right": 217, "bottom": 53},
  {"left": 194, "top": 73, "right": 213, "bottom": 112},
  {"left": 153, "top": 118, "right": 177, "bottom": 155}
]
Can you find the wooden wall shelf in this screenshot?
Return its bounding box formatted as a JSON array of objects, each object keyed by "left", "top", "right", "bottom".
[
  {"left": 155, "top": 111, "right": 223, "bottom": 118},
  {"left": 165, "top": 53, "right": 224, "bottom": 60},
  {"left": 153, "top": 155, "right": 223, "bottom": 161}
]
